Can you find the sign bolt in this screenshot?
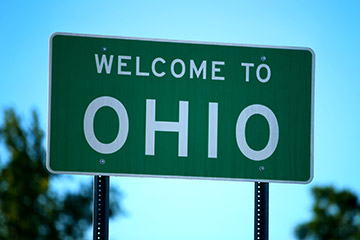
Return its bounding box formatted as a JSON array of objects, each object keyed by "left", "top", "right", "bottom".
[
  {"left": 102, "top": 47, "right": 107, "bottom": 52},
  {"left": 99, "top": 159, "right": 106, "bottom": 165},
  {"left": 261, "top": 56, "right": 266, "bottom": 62},
  {"left": 259, "top": 166, "right": 265, "bottom": 171}
]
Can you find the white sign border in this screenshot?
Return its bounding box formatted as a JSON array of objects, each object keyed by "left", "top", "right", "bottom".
[{"left": 47, "top": 32, "right": 315, "bottom": 184}]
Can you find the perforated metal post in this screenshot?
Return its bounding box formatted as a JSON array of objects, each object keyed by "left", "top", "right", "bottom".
[
  {"left": 93, "top": 176, "right": 110, "bottom": 240},
  {"left": 254, "top": 182, "right": 269, "bottom": 240}
]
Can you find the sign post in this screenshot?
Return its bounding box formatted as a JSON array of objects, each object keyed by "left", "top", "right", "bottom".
[
  {"left": 255, "top": 182, "right": 269, "bottom": 240},
  {"left": 93, "top": 176, "right": 109, "bottom": 240}
]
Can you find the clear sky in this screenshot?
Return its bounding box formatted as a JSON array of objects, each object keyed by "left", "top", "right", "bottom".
[{"left": 1, "top": 0, "right": 360, "bottom": 239}]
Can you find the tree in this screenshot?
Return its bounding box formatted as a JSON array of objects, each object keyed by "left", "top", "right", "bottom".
[
  {"left": 0, "top": 109, "right": 121, "bottom": 240},
  {"left": 295, "top": 186, "right": 360, "bottom": 240}
]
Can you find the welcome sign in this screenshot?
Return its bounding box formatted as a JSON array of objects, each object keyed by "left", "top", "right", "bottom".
[{"left": 47, "top": 33, "right": 314, "bottom": 183}]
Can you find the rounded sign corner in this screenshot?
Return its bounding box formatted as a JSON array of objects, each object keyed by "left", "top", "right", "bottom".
[
  {"left": 304, "top": 47, "right": 316, "bottom": 60},
  {"left": 50, "top": 32, "right": 62, "bottom": 42},
  {"left": 301, "top": 173, "right": 314, "bottom": 184},
  {"left": 46, "top": 163, "right": 59, "bottom": 175}
]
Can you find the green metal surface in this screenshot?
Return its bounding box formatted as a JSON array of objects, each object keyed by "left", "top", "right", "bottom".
[{"left": 47, "top": 33, "right": 314, "bottom": 183}]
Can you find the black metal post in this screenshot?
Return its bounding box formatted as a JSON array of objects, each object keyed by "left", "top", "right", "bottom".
[
  {"left": 254, "top": 182, "right": 269, "bottom": 240},
  {"left": 93, "top": 176, "right": 110, "bottom": 240}
]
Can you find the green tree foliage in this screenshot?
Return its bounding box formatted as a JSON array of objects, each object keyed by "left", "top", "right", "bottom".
[
  {"left": 295, "top": 186, "right": 360, "bottom": 240},
  {"left": 0, "top": 109, "right": 121, "bottom": 240}
]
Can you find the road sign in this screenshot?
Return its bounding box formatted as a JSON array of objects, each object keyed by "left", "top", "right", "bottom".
[{"left": 47, "top": 32, "right": 314, "bottom": 183}]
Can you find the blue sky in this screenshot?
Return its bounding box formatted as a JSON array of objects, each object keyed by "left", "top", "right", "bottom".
[{"left": 1, "top": 0, "right": 360, "bottom": 239}]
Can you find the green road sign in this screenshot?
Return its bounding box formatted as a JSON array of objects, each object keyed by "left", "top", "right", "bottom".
[{"left": 47, "top": 32, "right": 314, "bottom": 183}]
